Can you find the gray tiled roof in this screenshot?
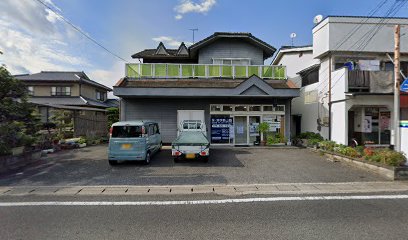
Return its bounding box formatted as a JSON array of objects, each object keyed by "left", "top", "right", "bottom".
[
  {"left": 28, "top": 97, "right": 87, "bottom": 106},
  {"left": 132, "top": 32, "right": 276, "bottom": 60},
  {"left": 82, "top": 97, "right": 111, "bottom": 108},
  {"left": 104, "top": 99, "right": 119, "bottom": 108},
  {"left": 15, "top": 71, "right": 112, "bottom": 91},
  {"left": 28, "top": 96, "right": 110, "bottom": 108}
]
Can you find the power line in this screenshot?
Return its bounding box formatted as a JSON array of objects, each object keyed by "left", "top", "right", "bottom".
[
  {"left": 356, "top": 0, "right": 408, "bottom": 51},
  {"left": 334, "top": 0, "right": 389, "bottom": 50},
  {"left": 33, "top": 0, "right": 129, "bottom": 63},
  {"left": 304, "top": 0, "right": 407, "bottom": 96}
]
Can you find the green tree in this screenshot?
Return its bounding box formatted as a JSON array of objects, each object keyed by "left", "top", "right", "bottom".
[
  {"left": 49, "top": 109, "right": 73, "bottom": 140},
  {"left": 107, "top": 107, "right": 119, "bottom": 130},
  {"left": 0, "top": 67, "right": 41, "bottom": 155}
]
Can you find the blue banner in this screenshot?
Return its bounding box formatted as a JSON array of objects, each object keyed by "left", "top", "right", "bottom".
[
  {"left": 401, "top": 78, "right": 408, "bottom": 93},
  {"left": 211, "top": 117, "right": 233, "bottom": 143}
]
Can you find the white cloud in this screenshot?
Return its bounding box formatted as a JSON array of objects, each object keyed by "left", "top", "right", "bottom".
[
  {"left": 0, "top": 0, "right": 131, "bottom": 95},
  {"left": 152, "top": 36, "right": 184, "bottom": 48},
  {"left": 174, "top": 0, "right": 216, "bottom": 19},
  {"left": 152, "top": 36, "right": 193, "bottom": 48},
  {"left": 88, "top": 62, "right": 124, "bottom": 98},
  {"left": 0, "top": 19, "right": 88, "bottom": 74}
]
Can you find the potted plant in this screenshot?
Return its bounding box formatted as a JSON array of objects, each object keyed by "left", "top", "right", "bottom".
[
  {"left": 258, "top": 122, "right": 270, "bottom": 146},
  {"left": 78, "top": 137, "right": 87, "bottom": 148}
]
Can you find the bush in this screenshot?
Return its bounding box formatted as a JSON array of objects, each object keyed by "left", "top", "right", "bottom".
[
  {"left": 297, "top": 132, "right": 324, "bottom": 141},
  {"left": 78, "top": 137, "right": 87, "bottom": 144},
  {"left": 340, "top": 147, "right": 360, "bottom": 158},
  {"left": 267, "top": 135, "right": 281, "bottom": 145},
  {"left": 365, "top": 149, "right": 406, "bottom": 167},
  {"left": 319, "top": 141, "right": 337, "bottom": 152}
]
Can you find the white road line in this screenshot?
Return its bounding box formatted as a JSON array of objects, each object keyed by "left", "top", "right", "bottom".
[{"left": 0, "top": 195, "right": 408, "bottom": 207}]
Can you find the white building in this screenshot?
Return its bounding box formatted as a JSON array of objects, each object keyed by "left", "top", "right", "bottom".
[{"left": 274, "top": 16, "right": 408, "bottom": 148}]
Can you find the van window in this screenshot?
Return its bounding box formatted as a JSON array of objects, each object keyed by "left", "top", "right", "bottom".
[
  {"left": 148, "top": 125, "right": 154, "bottom": 136},
  {"left": 153, "top": 124, "right": 159, "bottom": 134},
  {"left": 111, "top": 126, "right": 143, "bottom": 138}
]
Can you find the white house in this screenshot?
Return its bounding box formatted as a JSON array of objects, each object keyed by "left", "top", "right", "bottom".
[{"left": 274, "top": 16, "right": 408, "bottom": 148}]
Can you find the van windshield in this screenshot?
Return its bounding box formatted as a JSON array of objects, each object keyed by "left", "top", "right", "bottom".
[{"left": 112, "top": 126, "right": 143, "bottom": 138}]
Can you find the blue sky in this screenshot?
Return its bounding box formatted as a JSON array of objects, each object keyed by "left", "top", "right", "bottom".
[{"left": 1, "top": 0, "right": 408, "bottom": 92}]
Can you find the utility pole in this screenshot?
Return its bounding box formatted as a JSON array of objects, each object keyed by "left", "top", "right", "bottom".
[
  {"left": 189, "top": 28, "right": 198, "bottom": 44},
  {"left": 394, "top": 25, "right": 401, "bottom": 152},
  {"left": 328, "top": 55, "right": 332, "bottom": 141}
]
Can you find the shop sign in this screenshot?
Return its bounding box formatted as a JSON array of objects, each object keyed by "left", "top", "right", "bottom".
[
  {"left": 211, "top": 117, "right": 233, "bottom": 142},
  {"left": 362, "top": 116, "right": 372, "bottom": 133},
  {"left": 401, "top": 79, "right": 408, "bottom": 93},
  {"left": 249, "top": 122, "right": 260, "bottom": 137},
  {"left": 263, "top": 116, "right": 281, "bottom": 132}
]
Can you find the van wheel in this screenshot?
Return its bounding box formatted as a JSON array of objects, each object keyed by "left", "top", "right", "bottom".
[
  {"left": 144, "top": 152, "right": 151, "bottom": 165},
  {"left": 202, "top": 157, "right": 209, "bottom": 163},
  {"left": 174, "top": 157, "right": 180, "bottom": 163},
  {"left": 109, "top": 160, "right": 118, "bottom": 166},
  {"left": 158, "top": 142, "right": 163, "bottom": 152}
]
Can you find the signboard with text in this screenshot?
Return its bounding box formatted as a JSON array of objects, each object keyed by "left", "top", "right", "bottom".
[{"left": 211, "top": 117, "right": 233, "bottom": 143}]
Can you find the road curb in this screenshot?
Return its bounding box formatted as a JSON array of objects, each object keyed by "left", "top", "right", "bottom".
[{"left": 1, "top": 181, "right": 408, "bottom": 197}]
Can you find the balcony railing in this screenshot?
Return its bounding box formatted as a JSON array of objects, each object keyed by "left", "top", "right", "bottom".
[
  {"left": 126, "top": 63, "right": 287, "bottom": 80},
  {"left": 348, "top": 70, "right": 394, "bottom": 93}
]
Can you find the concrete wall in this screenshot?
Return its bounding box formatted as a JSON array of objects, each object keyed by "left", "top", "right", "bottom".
[
  {"left": 121, "top": 98, "right": 291, "bottom": 144},
  {"left": 276, "top": 50, "right": 319, "bottom": 87},
  {"left": 331, "top": 101, "right": 347, "bottom": 144},
  {"left": 198, "top": 38, "right": 264, "bottom": 65},
  {"left": 313, "top": 16, "right": 408, "bottom": 58},
  {"left": 80, "top": 84, "right": 108, "bottom": 101},
  {"left": 401, "top": 128, "right": 408, "bottom": 156}
]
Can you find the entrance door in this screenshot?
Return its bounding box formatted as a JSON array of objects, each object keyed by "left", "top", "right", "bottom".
[
  {"left": 234, "top": 116, "right": 248, "bottom": 145},
  {"left": 249, "top": 116, "right": 260, "bottom": 145}
]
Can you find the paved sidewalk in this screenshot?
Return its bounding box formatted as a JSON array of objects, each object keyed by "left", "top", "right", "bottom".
[{"left": 1, "top": 181, "right": 407, "bottom": 197}]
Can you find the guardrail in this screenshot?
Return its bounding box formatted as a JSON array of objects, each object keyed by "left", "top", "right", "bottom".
[{"left": 126, "top": 63, "right": 286, "bottom": 80}]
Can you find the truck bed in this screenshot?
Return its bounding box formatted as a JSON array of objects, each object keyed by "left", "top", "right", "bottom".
[{"left": 172, "top": 131, "right": 209, "bottom": 146}]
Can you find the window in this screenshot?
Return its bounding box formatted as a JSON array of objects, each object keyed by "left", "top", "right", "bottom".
[
  {"left": 96, "top": 91, "right": 105, "bottom": 101},
  {"left": 148, "top": 125, "right": 155, "bottom": 136},
  {"left": 51, "top": 86, "right": 71, "bottom": 96},
  {"left": 275, "top": 105, "right": 285, "bottom": 112},
  {"left": 249, "top": 106, "right": 261, "bottom": 111},
  {"left": 223, "top": 105, "right": 233, "bottom": 111},
  {"left": 263, "top": 106, "right": 273, "bottom": 112},
  {"left": 111, "top": 126, "right": 143, "bottom": 138},
  {"left": 301, "top": 68, "right": 319, "bottom": 87},
  {"left": 211, "top": 105, "right": 222, "bottom": 112},
  {"left": 154, "top": 124, "right": 160, "bottom": 134},
  {"left": 27, "top": 86, "right": 34, "bottom": 96},
  {"left": 212, "top": 58, "right": 251, "bottom": 66},
  {"left": 235, "top": 105, "right": 247, "bottom": 111}
]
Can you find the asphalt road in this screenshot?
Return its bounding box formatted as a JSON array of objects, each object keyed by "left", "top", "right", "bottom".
[
  {"left": 1, "top": 194, "right": 408, "bottom": 240},
  {"left": 0, "top": 145, "right": 385, "bottom": 186}
]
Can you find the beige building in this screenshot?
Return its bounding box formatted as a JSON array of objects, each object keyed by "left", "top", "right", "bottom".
[{"left": 16, "top": 71, "right": 115, "bottom": 137}]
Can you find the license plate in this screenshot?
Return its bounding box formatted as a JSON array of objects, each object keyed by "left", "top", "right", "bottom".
[
  {"left": 121, "top": 144, "right": 132, "bottom": 150},
  {"left": 186, "top": 153, "right": 196, "bottom": 159}
]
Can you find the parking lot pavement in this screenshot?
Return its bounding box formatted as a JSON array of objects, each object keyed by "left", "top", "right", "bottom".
[{"left": 0, "top": 145, "right": 387, "bottom": 187}]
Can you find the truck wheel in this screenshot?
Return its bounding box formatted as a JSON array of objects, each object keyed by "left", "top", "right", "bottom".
[
  {"left": 144, "top": 152, "right": 151, "bottom": 165},
  {"left": 109, "top": 160, "right": 118, "bottom": 166}
]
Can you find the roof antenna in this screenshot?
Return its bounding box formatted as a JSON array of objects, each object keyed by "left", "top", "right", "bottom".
[
  {"left": 290, "top": 33, "right": 297, "bottom": 47},
  {"left": 189, "top": 28, "right": 198, "bottom": 44}
]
